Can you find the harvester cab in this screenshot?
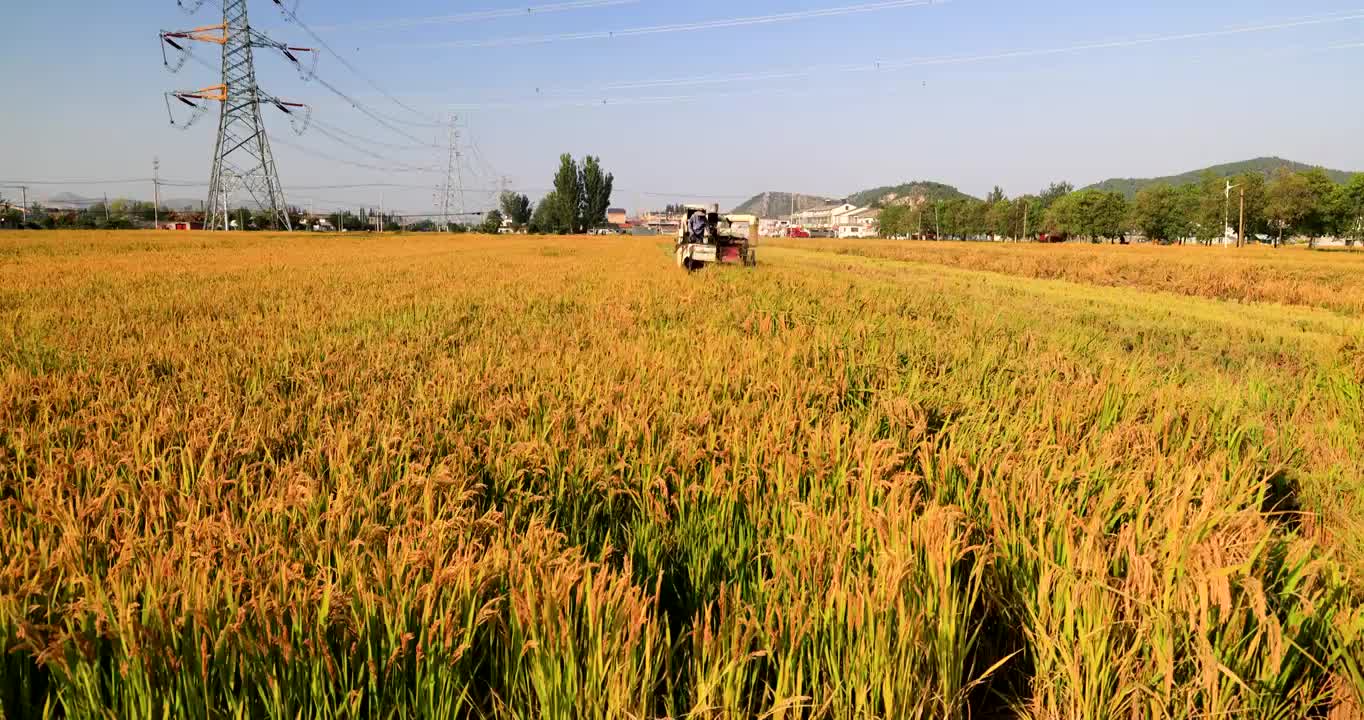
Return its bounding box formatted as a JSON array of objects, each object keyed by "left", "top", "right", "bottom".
[{"left": 675, "top": 203, "right": 757, "bottom": 271}]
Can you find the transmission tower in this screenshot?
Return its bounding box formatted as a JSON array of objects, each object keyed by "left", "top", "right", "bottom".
[
  {"left": 161, "top": 1, "right": 316, "bottom": 230},
  {"left": 436, "top": 114, "right": 465, "bottom": 232}
]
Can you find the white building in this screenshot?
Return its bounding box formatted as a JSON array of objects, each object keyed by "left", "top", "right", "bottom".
[
  {"left": 837, "top": 224, "right": 878, "bottom": 238},
  {"left": 791, "top": 203, "right": 880, "bottom": 233},
  {"left": 758, "top": 218, "right": 789, "bottom": 237},
  {"left": 791, "top": 202, "right": 857, "bottom": 230}
]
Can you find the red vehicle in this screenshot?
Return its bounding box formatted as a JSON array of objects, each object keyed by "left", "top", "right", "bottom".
[{"left": 786, "top": 227, "right": 811, "bottom": 238}]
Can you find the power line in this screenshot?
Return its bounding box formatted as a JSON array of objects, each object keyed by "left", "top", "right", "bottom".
[
  {"left": 0, "top": 178, "right": 161, "bottom": 186},
  {"left": 426, "top": 10, "right": 1364, "bottom": 109},
  {"left": 404, "top": 0, "right": 943, "bottom": 49},
  {"left": 270, "top": 135, "right": 443, "bottom": 173},
  {"left": 547, "top": 10, "right": 1364, "bottom": 93},
  {"left": 271, "top": 0, "right": 443, "bottom": 125},
  {"left": 178, "top": 34, "right": 437, "bottom": 149},
  {"left": 308, "top": 116, "right": 438, "bottom": 152},
  {"left": 307, "top": 120, "right": 436, "bottom": 165},
  {"left": 306, "top": 71, "right": 442, "bottom": 144},
  {"left": 314, "top": 0, "right": 640, "bottom": 32}
]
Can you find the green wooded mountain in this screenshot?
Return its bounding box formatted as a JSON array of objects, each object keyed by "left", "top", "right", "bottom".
[{"left": 1083, "top": 157, "right": 1358, "bottom": 198}]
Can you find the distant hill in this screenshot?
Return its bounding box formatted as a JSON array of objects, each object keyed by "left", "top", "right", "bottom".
[
  {"left": 847, "top": 181, "right": 976, "bottom": 208},
  {"left": 1083, "top": 157, "right": 1359, "bottom": 198},
  {"left": 43, "top": 192, "right": 202, "bottom": 211},
  {"left": 46, "top": 192, "right": 104, "bottom": 208},
  {"left": 163, "top": 198, "right": 202, "bottom": 211},
  {"left": 731, "top": 192, "right": 837, "bottom": 217}
]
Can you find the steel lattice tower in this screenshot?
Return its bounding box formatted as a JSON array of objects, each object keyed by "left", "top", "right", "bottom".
[
  {"left": 436, "top": 114, "right": 463, "bottom": 232},
  {"left": 206, "top": 0, "right": 290, "bottom": 231}
]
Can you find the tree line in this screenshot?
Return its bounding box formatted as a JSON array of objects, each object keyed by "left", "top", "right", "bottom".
[
  {"left": 1, "top": 153, "right": 616, "bottom": 235},
  {"left": 491, "top": 153, "right": 617, "bottom": 234},
  {"left": 876, "top": 168, "right": 1364, "bottom": 246}
]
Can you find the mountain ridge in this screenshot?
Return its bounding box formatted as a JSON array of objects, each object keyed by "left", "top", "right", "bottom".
[
  {"left": 1083, "top": 156, "right": 1359, "bottom": 198},
  {"left": 731, "top": 181, "right": 976, "bottom": 216},
  {"left": 730, "top": 192, "right": 837, "bottom": 217}
]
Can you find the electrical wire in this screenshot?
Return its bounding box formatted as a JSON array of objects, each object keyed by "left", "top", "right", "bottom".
[
  {"left": 404, "top": 0, "right": 943, "bottom": 49},
  {"left": 314, "top": 0, "right": 640, "bottom": 32},
  {"left": 270, "top": 136, "right": 443, "bottom": 174},
  {"left": 0, "top": 178, "right": 161, "bottom": 186},
  {"left": 306, "top": 123, "right": 429, "bottom": 165},
  {"left": 538, "top": 9, "right": 1364, "bottom": 94},
  {"left": 273, "top": 0, "right": 444, "bottom": 125},
  {"left": 425, "top": 10, "right": 1364, "bottom": 109},
  {"left": 306, "top": 72, "right": 442, "bottom": 144},
  {"left": 181, "top": 38, "right": 444, "bottom": 155},
  {"left": 308, "top": 117, "right": 439, "bottom": 152}
]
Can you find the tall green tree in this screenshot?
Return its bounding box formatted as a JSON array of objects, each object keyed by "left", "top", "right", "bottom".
[
  {"left": 578, "top": 156, "right": 614, "bottom": 231},
  {"left": 1038, "top": 181, "right": 1075, "bottom": 210},
  {"left": 1266, "top": 169, "right": 1316, "bottom": 247},
  {"left": 1042, "top": 190, "right": 1127, "bottom": 242},
  {"left": 1230, "top": 171, "right": 1269, "bottom": 242},
  {"left": 1190, "top": 171, "right": 1230, "bottom": 245},
  {"left": 530, "top": 191, "right": 562, "bottom": 234},
  {"left": 878, "top": 204, "right": 912, "bottom": 237},
  {"left": 1042, "top": 192, "right": 1081, "bottom": 237},
  {"left": 1015, "top": 195, "right": 1043, "bottom": 241},
  {"left": 552, "top": 154, "right": 581, "bottom": 233},
  {"left": 1332, "top": 174, "right": 1364, "bottom": 246},
  {"left": 986, "top": 198, "right": 1014, "bottom": 240},
  {"left": 480, "top": 209, "right": 504, "bottom": 234},
  {"left": 1090, "top": 191, "right": 1130, "bottom": 242},
  {"left": 1130, "top": 184, "right": 1194, "bottom": 243},
  {"left": 1299, "top": 168, "right": 1339, "bottom": 243},
  {"left": 499, "top": 191, "right": 533, "bottom": 229}
]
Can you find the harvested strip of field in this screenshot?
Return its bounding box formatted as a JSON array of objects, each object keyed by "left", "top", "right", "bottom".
[
  {"left": 1, "top": 231, "right": 1361, "bottom": 718},
  {"left": 772, "top": 237, "right": 1364, "bottom": 316}
]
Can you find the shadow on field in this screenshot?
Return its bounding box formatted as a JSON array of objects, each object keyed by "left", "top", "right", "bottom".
[{"left": 1262, "top": 468, "right": 1305, "bottom": 531}]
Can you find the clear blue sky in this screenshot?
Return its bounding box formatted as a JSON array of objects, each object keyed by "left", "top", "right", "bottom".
[{"left": 2, "top": 0, "right": 1361, "bottom": 214}]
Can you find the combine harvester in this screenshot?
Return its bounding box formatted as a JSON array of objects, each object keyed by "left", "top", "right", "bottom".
[{"left": 675, "top": 204, "right": 758, "bottom": 271}]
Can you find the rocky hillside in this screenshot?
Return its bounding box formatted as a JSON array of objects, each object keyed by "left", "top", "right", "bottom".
[
  {"left": 730, "top": 192, "right": 837, "bottom": 217},
  {"left": 847, "top": 181, "right": 975, "bottom": 208}
]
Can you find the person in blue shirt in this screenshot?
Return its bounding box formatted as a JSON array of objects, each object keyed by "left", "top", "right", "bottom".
[{"left": 688, "top": 210, "right": 707, "bottom": 244}]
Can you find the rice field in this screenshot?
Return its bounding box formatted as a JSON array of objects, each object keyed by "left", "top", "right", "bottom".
[{"left": 1, "top": 230, "right": 1362, "bottom": 718}]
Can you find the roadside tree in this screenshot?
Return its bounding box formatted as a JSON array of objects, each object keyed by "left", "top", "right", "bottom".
[
  {"left": 499, "top": 191, "right": 533, "bottom": 230},
  {"left": 1266, "top": 169, "right": 1316, "bottom": 247}
]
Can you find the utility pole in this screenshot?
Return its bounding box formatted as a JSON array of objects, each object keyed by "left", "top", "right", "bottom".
[
  {"left": 104, "top": 194, "right": 111, "bottom": 223},
  {"left": 153, "top": 158, "right": 161, "bottom": 229},
  {"left": 1223, "top": 179, "right": 1240, "bottom": 248},
  {"left": 935, "top": 201, "right": 941, "bottom": 240},
  {"left": 1022, "top": 201, "right": 1029, "bottom": 243},
  {"left": 1238, "top": 188, "right": 1246, "bottom": 248},
  {"left": 378, "top": 192, "right": 384, "bottom": 233}
]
